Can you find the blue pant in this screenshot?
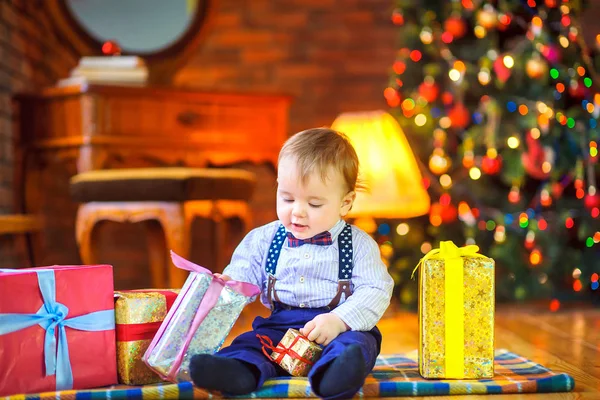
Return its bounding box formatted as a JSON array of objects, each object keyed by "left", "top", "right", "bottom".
[{"left": 217, "top": 302, "right": 382, "bottom": 400}]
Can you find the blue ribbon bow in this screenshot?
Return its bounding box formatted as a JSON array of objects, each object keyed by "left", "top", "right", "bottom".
[{"left": 0, "top": 269, "right": 115, "bottom": 391}]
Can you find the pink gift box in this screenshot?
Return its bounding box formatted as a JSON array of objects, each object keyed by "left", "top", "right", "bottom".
[{"left": 143, "top": 251, "right": 260, "bottom": 382}]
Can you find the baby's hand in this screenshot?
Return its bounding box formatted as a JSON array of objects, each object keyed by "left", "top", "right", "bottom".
[
  {"left": 300, "top": 313, "right": 349, "bottom": 346},
  {"left": 213, "top": 273, "right": 232, "bottom": 282}
]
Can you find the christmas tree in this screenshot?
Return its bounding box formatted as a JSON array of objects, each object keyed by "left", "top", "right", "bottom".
[{"left": 384, "top": 0, "right": 600, "bottom": 308}]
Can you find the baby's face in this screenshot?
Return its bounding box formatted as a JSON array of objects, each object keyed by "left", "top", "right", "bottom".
[{"left": 276, "top": 157, "right": 354, "bottom": 239}]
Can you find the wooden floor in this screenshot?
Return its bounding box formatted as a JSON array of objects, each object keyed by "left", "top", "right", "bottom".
[{"left": 223, "top": 302, "right": 600, "bottom": 399}]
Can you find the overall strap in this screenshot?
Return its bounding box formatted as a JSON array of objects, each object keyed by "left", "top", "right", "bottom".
[
  {"left": 327, "top": 223, "right": 354, "bottom": 308},
  {"left": 265, "top": 224, "right": 286, "bottom": 307}
]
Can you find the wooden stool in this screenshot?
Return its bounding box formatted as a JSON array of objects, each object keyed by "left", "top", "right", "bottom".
[{"left": 70, "top": 168, "right": 256, "bottom": 288}]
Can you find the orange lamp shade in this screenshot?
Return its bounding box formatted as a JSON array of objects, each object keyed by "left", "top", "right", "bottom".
[{"left": 331, "top": 110, "right": 430, "bottom": 218}]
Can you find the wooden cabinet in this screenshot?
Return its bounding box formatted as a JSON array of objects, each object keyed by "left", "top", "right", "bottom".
[
  {"left": 15, "top": 84, "right": 291, "bottom": 173},
  {"left": 12, "top": 85, "right": 289, "bottom": 271}
]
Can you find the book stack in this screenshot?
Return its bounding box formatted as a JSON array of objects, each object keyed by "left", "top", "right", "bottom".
[{"left": 57, "top": 56, "right": 149, "bottom": 87}]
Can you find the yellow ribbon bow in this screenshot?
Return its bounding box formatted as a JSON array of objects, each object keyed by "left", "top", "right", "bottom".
[
  {"left": 413, "top": 240, "right": 488, "bottom": 378},
  {"left": 411, "top": 241, "right": 482, "bottom": 279}
]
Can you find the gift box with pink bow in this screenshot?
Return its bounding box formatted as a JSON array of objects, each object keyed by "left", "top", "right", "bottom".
[{"left": 143, "top": 251, "right": 260, "bottom": 382}]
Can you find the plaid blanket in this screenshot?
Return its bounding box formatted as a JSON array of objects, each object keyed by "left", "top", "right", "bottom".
[{"left": 4, "top": 349, "right": 574, "bottom": 399}]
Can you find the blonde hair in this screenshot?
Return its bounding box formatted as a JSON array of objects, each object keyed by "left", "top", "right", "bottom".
[{"left": 278, "top": 128, "right": 364, "bottom": 193}]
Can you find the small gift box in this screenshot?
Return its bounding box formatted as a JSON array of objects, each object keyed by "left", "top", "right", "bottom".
[
  {"left": 115, "top": 289, "right": 179, "bottom": 385},
  {"left": 0, "top": 265, "right": 117, "bottom": 396},
  {"left": 258, "top": 328, "right": 323, "bottom": 377},
  {"left": 143, "top": 251, "right": 260, "bottom": 383},
  {"left": 414, "top": 241, "right": 495, "bottom": 379}
]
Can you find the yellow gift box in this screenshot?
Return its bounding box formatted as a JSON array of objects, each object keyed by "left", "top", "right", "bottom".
[
  {"left": 114, "top": 289, "right": 179, "bottom": 385},
  {"left": 413, "top": 241, "right": 495, "bottom": 379}
]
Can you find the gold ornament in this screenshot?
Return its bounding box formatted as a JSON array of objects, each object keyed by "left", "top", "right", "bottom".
[
  {"left": 429, "top": 148, "right": 452, "bottom": 175},
  {"left": 476, "top": 8, "right": 497, "bottom": 30},
  {"left": 526, "top": 56, "right": 548, "bottom": 79}
]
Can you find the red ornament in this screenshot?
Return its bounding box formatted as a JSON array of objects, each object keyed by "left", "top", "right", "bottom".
[
  {"left": 448, "top": 103, "right": 471, "bottom": 128},
  {"left": 384, "top": 87, "right": 401, "bottom": 107},
  {"left": 498, "top": 13, "right": 511, "bottom": 30},
  {"left": 551, "top": 182, "right": 565, "bottom": 198},
  {"left": 508, "top": 186, "right": 521, "bottom": 203},
  {"left": 541, "top": 44, "right": 561, "bottom": 64},
  {"left": 418, "top": 81, "right": 439, "bottom": 102},
  {"left": 568, "top": 82, "right": 587, "bottom": 100},
  {"left": 441, "top": 92, "right": 454, "bottom": 105},
  {"left": 101, "top": 40, "right": 121, "bottom": 56},
  {"left": 524, "top": 235, "right": 535, "bottom": 250},
  {"left": 481, "top": 155, "right": 503, "bottom": 175},
  {"left": 444, "top": 16, "right": 467, "bottom": 39},
  {"left": 493, "top": 56, "right": 512, "bottom": 83},
  {"left": 584, "top": 193, "right": 600, "bottom": 210},
  {"left": 392, "top": 9, "right": 404, "bottom": 25},
  {"left": 430, "top": 202, "right": 458, "bottom": 224},
  {"left": 521, "top": 131, "right": 551, "bottom": 179}
]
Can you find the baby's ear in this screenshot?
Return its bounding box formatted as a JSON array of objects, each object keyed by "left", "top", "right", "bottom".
[{"left": 340, "top": 191, "right": 356, "bottom": 217}]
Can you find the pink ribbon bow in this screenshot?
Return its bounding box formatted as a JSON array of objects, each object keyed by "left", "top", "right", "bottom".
[{"left": 145, "top": 251, "right": 260, "bottom": 381}]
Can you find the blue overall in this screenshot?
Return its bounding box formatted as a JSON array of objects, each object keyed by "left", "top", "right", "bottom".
[{"left": 216, "top": 224, "right": 382, "bottom": 400}]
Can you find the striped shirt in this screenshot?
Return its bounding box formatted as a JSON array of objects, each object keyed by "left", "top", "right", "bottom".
[{"left": 222, "top": 219, "right": 394, "bottom": 331}]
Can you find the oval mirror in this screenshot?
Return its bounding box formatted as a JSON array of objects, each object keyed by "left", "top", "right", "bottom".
[
  {"left": 63, "top": 0, "right": 207, "bottom": 56},
  {"left": 47, "top": 0, "right": 212, "bottom": 83}
]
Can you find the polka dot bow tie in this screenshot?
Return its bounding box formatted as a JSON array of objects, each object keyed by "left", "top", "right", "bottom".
[{"left": 286, "top": 231, "right": 333, "bottom": 247}]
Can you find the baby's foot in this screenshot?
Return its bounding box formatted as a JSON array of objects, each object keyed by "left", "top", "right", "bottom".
[
  {"left": 189, "top": 354, "right": 259, "bottom": 395},
  {"left": 315, "top": 344, "right": 366, "bottom": 398}
]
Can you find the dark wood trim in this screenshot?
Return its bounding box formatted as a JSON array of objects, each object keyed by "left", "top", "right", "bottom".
[{"left": 14, "top": 84, "right": 293, "bottom": 103}]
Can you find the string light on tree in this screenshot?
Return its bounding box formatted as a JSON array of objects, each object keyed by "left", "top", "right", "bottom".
[
  {"left": 418, "top": 77, "right": 439, "bottom": 102},
  {"left": 476, "top": 5, "right": 497, "bottom": 30},
  {"left": 525, "top": 230, "right": 536, "bottom": 250},
  {"left": 478, "top": 67, "right": 492, "bottom": 85},
  {"left": 440, "top": 174, "right": 453, "bottom": 188},
  {"left": 494, "top": 225, "right": 506, "bottom": 242},
  {"left": 481, "top": 151, "right": 503, "bottom": 175},
  {"left": 508, "top": 185, "right": 521, "bottom": 203},
  {"left": 507, "top": 135, "right": 520, "bottom": 148},
  {"left": 444, "top": 15, "right": 467, "bottom": 39},
  {"left": 420, "top": 27, "right": 433, "bottom": 44},
  {"left": 388, "top": 0, "right": 600, "bottom": 305},
  {"left": 391, "top": 8, "right": 404, "bottom": 25},
  {"left": 540, "top": 188, "right": 553, "bottom": 207},
  {"left": 469, "top": 167, "right": 482, "bottom": 180},
  {"left": 530, "top": 249, "right": 543, "bottom": 266}
]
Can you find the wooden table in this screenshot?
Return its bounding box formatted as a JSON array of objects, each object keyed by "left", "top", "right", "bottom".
[{"left": 224, "top": 302, "right": 600, "bottom": 399}]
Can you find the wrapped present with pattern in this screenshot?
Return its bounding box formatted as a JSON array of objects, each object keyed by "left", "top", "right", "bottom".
[
  {"left": 413, "top": 241, "right": 495, "bottom": 379},
  {"left": 143, "top": 251, "right": 260, "bottom": 383},
  {"left": 258, "top": 328, "right": 323, "bottom": 377},
  {"left": 115, "top": 289, "right": 179, "bottom": 385},
  {"left": 0, "top": 265, "right": 117, "bottom": 396}
]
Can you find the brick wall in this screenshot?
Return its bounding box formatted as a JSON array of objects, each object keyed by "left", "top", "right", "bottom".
[
  {"left": 0, "top": 0, "right": 78, "bottom": 267},
  {"left": 0, "top": 0, "right": 397, "bottom": 282},
  {"left": 175, "top": 0, "right": 396, "bottom": 135},
  {"left": 174, "top": 0, "right": 397, "bottom": 240},
  {"left": 3, "top": 0, "right": 598, "bottom": 287}
]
